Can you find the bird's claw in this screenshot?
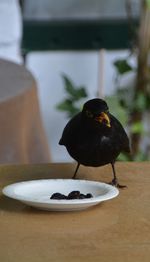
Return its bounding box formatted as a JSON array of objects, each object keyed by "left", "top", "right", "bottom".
[{"left": 109, "top": 178, "right": 127, "bottom": 189}]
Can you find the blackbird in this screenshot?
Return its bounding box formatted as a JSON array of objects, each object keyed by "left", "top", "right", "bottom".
[{"left": 59, "top": 98, "right": 130, "bottom": 188}]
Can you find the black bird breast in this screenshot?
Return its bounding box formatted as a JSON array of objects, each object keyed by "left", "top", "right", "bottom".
[{"left": 59, "top": 113, "right": 130, "bottom": 167}]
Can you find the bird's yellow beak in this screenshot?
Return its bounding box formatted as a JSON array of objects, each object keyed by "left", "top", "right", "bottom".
[{"left": 95, "top": 112, "right": 111, "bottom": 127}]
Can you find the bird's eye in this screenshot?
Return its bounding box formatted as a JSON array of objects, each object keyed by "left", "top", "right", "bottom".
[{"left": 86, "top": 110, "right": 93, "bottom": 118}]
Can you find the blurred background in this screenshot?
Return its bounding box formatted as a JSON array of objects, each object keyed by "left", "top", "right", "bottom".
[{"left": 0, "top": 0, "right": 150, "bottom": 163}]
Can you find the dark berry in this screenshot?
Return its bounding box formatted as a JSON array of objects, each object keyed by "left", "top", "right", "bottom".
[
  {"left": 50, "top": 191, "right": 93, "bottom": 200},
  {"left": 78, "top": 194, "right": 86, "bottom": 199},
  {"left": 85, "top": 193, "right": 93, "bottom": 198},
  {"left": 67, "top": 191, "right": 81, "bottom": 199},
  {"left": 50, "top": 193, "right": 67, "bottom": 200}
]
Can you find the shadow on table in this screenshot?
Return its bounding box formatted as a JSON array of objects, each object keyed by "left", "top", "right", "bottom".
[{"left": 0, "top": 195, "right": 26, "bottom": 212}]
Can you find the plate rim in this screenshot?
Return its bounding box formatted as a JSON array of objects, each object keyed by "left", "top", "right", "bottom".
[{"left": 2, "top": 179, "right": 119, "bottom": 205}]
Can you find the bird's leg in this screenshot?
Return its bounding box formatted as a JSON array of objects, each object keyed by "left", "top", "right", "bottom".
[
  {"left": 72, "top": 162, "right": 80, "bottom": 179},
  {"left": 110, "top": 162, "right": 127, "bottom": 188}
]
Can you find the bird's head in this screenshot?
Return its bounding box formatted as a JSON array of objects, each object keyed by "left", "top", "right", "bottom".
[{"left": 82, "top": 98, "right": 111, "bottom": 128}]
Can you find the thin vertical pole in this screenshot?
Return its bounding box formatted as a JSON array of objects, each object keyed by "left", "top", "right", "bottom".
[{"left": 97, "top": 49, "right": 105, "bottom": 98}]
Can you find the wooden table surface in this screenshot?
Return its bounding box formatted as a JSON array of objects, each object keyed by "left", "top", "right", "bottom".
[{"left": 0, "top": 162, "right": 150, "bottom": 262}]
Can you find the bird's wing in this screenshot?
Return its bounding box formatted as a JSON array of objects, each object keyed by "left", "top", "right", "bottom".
[
  {"left": 59, "top": 113, "right": 81, "bottom": 146},
  {"left": 110, "top": 114, "right": 130, "bottom": 153}
]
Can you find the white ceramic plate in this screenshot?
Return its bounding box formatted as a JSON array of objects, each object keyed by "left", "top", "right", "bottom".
[{"left": 2, "top": 179, "right": 119, "bottom": 211}]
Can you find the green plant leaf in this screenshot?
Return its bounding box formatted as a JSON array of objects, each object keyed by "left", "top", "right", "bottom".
[
  {"left": 62, "top": 75, "right": 87, "bottom": 101},
  {"left": 105, "top": 96, "right": 128, "bottom": 126},
  {"left": 117, "top": 153, "right": 131, "bottom": 161},
  {"left": 114, "top": 59, "right": 133, "bottom": 75},
  {"left": 133, "top": 152, "right": 148, "bottom": 161},
  {"left": 56, "top": 99, "right": 72, "bottom": 111},
  {"left": 130, "top": 122, "right": 144, "bottom": 134},
  {"left": 146, "top": 0, "right": 150, "bottom": 9},
  {"left": 56, "top": 99, "right": 80, "bottom": 118},
  {"left": 74, "top": 87, "right": 87, "bottom": 100},
  {"left": 134, "top": 92, "right": 147, "bottom": 112},
  {"left": 56, "top": 74, "right": 88, "bottom": 118},
  {"left": 62, "top": 75, "right": 76, "bottom": 98}
]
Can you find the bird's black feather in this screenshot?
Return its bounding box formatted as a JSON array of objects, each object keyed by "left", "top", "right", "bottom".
[{"left": 59, "top": 98, "right": 130, "bottom": 176}]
